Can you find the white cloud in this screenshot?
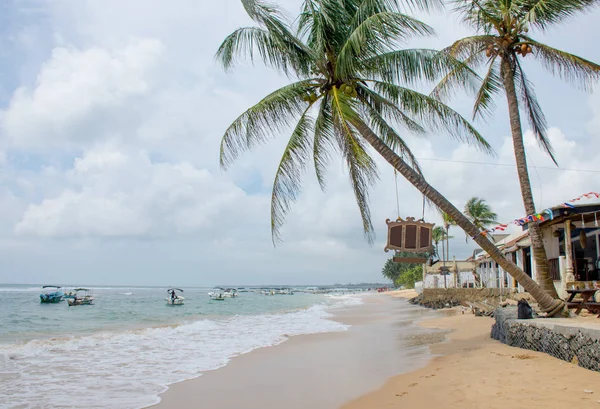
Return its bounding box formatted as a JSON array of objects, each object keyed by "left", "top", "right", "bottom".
[
  {"left": 2, "top": 38, "right": 164, "bottom": 149},
  {"left": 14, "top": 143, "right": 259, "bottom": 238}
]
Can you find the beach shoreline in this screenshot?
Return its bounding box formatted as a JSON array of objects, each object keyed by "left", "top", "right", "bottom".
[{"left": 150, "top": 293, "right": 440, "bottom": 408}]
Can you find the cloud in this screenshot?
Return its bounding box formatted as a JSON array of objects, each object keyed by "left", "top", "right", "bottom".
[
  {"left": 14, "top": 143, "right": 259, "bottom": 238},
  {"left": 2, "top": 38, "right": 164, "bottom": 150}
]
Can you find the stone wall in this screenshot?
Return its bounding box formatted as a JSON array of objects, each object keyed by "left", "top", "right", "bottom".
[
  {"left": 423, "top": 288, "right": 514, "bottom": 302},
  {"left": 492, "top": 307, "right": 600, "bottom": 372},
  {"left": 412, "top": 288, "right": 521, "bottom": 311}
]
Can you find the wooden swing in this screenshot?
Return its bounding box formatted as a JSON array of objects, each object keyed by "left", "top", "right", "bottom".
[{"left": 385, "top": 170, "right": 434, "bottom": 264}]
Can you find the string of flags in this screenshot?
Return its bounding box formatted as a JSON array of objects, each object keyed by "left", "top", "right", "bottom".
[{"left": 475, "top": 192, "right": 600, "bottom": 238}]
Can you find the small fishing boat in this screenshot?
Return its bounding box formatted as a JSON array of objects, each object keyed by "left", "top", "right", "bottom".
[
  {"left": 208, "top": 289, "right": 226, "bottom": 300},
  {"left": 40, "top": 285, "right": 65, "bottom": 303},
  {"left": 166, "top": 288, "right": 185, "bottom": 305},
  {"left": 223, "top": 288, "right": 238, "bottom": 298},
  {"left": 63, "top": 288, "right": 77, "bottom": 300},
  {"left": 67, "top": 288, "right": 94, "bottom": 306}
]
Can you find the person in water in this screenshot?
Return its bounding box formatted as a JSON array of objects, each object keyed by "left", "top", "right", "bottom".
[{"left": 170, "top": 290, "right": 176, "bottom": 300}]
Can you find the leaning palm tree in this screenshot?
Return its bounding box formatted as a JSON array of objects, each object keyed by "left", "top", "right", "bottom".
[
  {"left": 464, "top": 197, "right": 498, "bottom": 241},
  {"left": 440, "top": 0, "right": 600, "bottom": 298},
  {"left": 217, "top": 0, "right": 564, "bottom": 315}
]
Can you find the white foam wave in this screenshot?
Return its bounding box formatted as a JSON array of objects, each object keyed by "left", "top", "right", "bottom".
[
  {"left": 324, "top": 293, "right": 365, "bottom": 308},
  {"left": 0, "top": 287, "right": 41, "bottom": 292},
  {"left": 0, "top": 304, "right": 348, "bottom": 408}
]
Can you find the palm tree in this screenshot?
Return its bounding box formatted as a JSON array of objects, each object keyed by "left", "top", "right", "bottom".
[
  {"left": 441, "top": 212, "right": 455, "bottom": 264},
  {"left": 441, "top": 0, "right": 600, "bottom": 298},
  {"left": 432, "top": 226, "right": 446, "bottom": 260},
  {"left": 217, "top": 0, "right": 564, "bottom": 316},
  {"left": 464, "top": 197, "right": 498, "bottom": 242}
]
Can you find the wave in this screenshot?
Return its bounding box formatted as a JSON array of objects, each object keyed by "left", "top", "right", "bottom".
[{"left": 0, "top": 301, "right": 354, "bottom": 408}]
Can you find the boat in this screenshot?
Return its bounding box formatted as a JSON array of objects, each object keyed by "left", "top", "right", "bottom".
[
  {"left": 40, "top": 285, "right": 65, "bottom": 303},
  {"left": 224, "top": 288, "right": 238, "bottom": 298},
  {"left": 260, "top": 289, "right": 276, "bottom": 296},
  {"left": 166, "top": 288, "right": 185, "bottom": 305},
  {"left": 67, "top": 288, "right": 94, "bottom": 306},
  {"left": 208, "top": 289, "right": 226, "bottom": 300},
  {"left": 63, "top": 288, "right": 77, "bottom": 299}
]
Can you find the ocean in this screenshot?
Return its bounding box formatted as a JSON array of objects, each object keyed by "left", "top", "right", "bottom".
[{"left": 0, "top": 285, "right": 362, "bottom": 408}]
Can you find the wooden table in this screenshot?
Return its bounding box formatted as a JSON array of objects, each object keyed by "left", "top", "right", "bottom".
[{"left": 566, "top": 289, "right": 598, "bottom": 315}]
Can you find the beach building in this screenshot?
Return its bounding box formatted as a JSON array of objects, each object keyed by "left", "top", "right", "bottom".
[
  {"left": 422, "top": 258, "right": 477, "bottom": 289},
  {"left": 472, "top": 203, "right": 600, "bottom": 297}
]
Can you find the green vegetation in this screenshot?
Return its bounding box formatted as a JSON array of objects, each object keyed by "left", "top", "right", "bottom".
[{"left": 381, "top": 252, "right": 427, "bottom": 288}]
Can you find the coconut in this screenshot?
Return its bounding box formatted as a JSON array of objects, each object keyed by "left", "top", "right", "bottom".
[
  {"left": 521, "top": 44, "right": 527, "bottom": 53},
  {"left": 502, "top": 40, "right": 509, "bottom": 48},
  {"left": 486, "top": 49, "right": 492, "bottom": 57},
  {"left": 527, "top": 46, "right": 532, "bottom": 53},
  {"left": 351, "top": 90, "right": 358, "bottom": 98}
]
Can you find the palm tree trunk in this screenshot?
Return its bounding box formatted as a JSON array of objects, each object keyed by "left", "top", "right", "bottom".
[
  {"left": 500, "top": 58, "right": 560, "bottom": 299},
  {"left": 354, "top": 120, "right": 564, "bottom": 316}
]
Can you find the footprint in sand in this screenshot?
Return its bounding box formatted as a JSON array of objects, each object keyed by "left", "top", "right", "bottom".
[{"left": 408, "top": 383, "right": 418, "bottom": 387}]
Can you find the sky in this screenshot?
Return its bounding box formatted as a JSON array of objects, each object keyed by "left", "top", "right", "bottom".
[{"left": 0, "top": 0, "right": 599, "bottom": 286}]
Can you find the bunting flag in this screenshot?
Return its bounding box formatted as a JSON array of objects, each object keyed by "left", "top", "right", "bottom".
[{"left": 472, "top": 192, "right": 600, "bottom": 239}]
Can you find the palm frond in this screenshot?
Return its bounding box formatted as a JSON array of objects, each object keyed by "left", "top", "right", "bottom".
[
  {"left": 270, "top": 105, "right": 315, "bottom": 244},
  {"left": 369, "top": 80, "right": 495, "bottom": 155},
  {"left": 313, "top": 95, "right": 337, "bottom": 190},
  {"left": 430, "top": 51, "right": 489, "bottom": 102},
  {"left": 357, "top": 84, "right": 427, "bottom": 135},
  {"left": 521, "top": 0, "right": 599, "bottom": 29},
  {"left": 331, "top": 86, "right": 379, "bottom": 243},
  {"left": 473, "top": 56, "right": 502, "bottom": 119},
  {"left": 513, "top": 59, "right": 557, "bottom": 165},
  {"left": 523, "top": 37, "right": 600, "bottom": 91},
  {"left": 336, "top": 12, "right": 435, "bottom": 80},
  {"left": 362, "top": 49, "right": 481, "bottom": 93},
  {"left": 220, "top": 80, "right": 318, "bottom": 169},
  {"left": 444, "top": 35, "right": 496, "bottom": 61},
  {"left": 451, "top": 0, "right": 503, "bottom": 32},
  {"left": 216, "top": 0, "right": 315, "bottom": 76}
]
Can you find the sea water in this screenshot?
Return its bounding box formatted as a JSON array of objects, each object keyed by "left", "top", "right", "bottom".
[{"left": 0, "top": 285, "right": 361, "bottom": 408}]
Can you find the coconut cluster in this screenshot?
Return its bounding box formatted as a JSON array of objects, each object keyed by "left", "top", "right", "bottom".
[
  {"left": 339, "top": 83, "right": 358, "bottom": 98},
  {"left": 302, "top": 92, "right": 318, "bottom": 103},
  {"left": 484, "top": 21, "right": 532, "bottom": 58}
]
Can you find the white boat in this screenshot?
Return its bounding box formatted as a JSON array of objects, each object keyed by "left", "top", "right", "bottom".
[
  {"left": 68, "top": 288, "right": 94, "bottom": 306},
  {"left": 166, "top": 288, "right": 185, "bottom": 305},
  {"left": 224, "top": 288, "right": 238, "bottom": 298},
  {"left": 261, "top": 289, "right": 276, "bottom": 296},
  {"left": 208, "top": 290, "right": 226, "bottom": 301}
]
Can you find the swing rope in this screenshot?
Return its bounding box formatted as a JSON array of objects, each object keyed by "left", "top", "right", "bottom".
[{"left": 394, "top": 169, "right": 400, "bottom": 220}]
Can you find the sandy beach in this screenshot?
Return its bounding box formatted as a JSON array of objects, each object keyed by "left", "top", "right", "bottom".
[
  {"left": 344, "top": 305, "right": 600, "bottom": 409},
  {"left": 152, "top": 292, "right": 600, "bottom": 409}
]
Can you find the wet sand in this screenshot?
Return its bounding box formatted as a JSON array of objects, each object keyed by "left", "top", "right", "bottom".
[{"left": 151, "top": 295, "right": 442, "bottom": 409}]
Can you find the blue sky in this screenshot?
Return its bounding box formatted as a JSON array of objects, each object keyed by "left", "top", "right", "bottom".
[{"left": 0, "top": 0, "right": 599, "bottom": 286}]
